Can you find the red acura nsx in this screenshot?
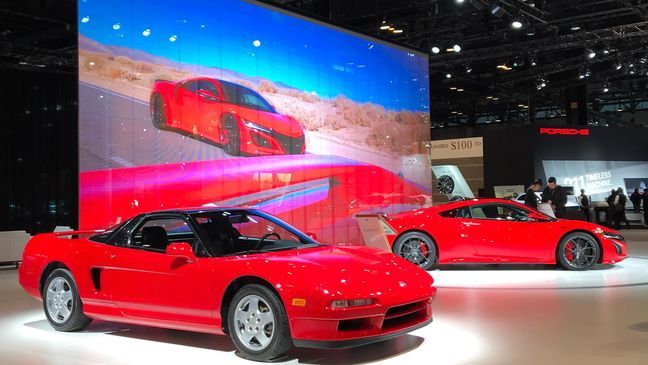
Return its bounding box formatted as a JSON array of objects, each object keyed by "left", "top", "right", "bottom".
[
  {"left": 383, "top": 198, "right": 627, "bottom": 270},
  {"left": 19, "top": 208, "right": 435, "bottom": 361},
  {"left": 150, "top": 77, "right": 305, "bottom": 156}
]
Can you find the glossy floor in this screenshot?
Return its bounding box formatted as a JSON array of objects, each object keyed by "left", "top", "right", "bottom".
[{"left": 1, "top": 230, "right": 648, "bottom": 365}]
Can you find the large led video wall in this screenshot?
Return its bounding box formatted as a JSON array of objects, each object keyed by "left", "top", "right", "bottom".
[{"left": 78, "top": 0, "right": 431, "bottom": 244}]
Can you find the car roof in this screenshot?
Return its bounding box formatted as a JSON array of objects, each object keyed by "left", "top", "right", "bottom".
[
  {"left": 430, "top": 198, "right": 528, "bottom": 211},
  {"left": 144, "top": 206, "right": 255, "bottom": 215}
]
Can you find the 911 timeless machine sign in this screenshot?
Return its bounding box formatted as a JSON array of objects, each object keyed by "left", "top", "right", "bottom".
[{"left": 539, "top": 128, "right": 590, "bottom": 136}]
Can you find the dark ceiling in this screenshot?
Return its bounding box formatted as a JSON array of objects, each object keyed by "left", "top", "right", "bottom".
[{"left": 2, "top": 0, "right": 648, "bottom": 127}]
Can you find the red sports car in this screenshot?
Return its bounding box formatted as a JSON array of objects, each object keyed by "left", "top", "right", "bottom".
[
  {"left": 382, "top": 198, "right": 627, "bottom": 271},
  {"left": 150, "top": 77, "right": 305, "bottom": 156},
  {"left": 19, "top": 207, "right": 435, "bottom": 361}
]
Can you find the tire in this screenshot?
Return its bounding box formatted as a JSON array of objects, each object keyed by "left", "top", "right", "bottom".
[
  {"left": 227, "top": 284, "right": 292, "bottom": 361},
  {"left": 151, "top": 93, "right": 168, "bottom": 130},
  {"left": 557, "top": 232, "right": 600, "bottom": 271},
  {"left": 42, "top": 268, "right": 92, "bottom": 332},
  {"left": 221, "top": 117, "right": 241, "bottom": 156},
  {"left": 393, "top": 231, "right": 437, "bottom": 270}
]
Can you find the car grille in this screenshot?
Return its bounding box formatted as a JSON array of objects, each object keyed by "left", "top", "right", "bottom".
[
  {"left": 272, "top": 132, "right": 305, "bottom": 154},
  {"left": 382, "top": 300, "right": 428, "bottom": 329}
]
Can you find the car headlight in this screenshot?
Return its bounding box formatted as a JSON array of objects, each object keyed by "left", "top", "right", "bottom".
[
  {"left": 330, "top": 298, "right": 374, "bottom": 308},
  {"left": 243, "top": 119, "right": 272, "bottom": 134},
  {"left": 603, "top": 231, "right": 625, "bottom": 241}
]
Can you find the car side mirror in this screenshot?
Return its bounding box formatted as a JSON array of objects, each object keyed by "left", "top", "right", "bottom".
[
  {"left": 166, "top": 242, "right": 196, "bottom": 263},
  {"left": 305, "top": 232, "right": 318, "bottom": 240}
]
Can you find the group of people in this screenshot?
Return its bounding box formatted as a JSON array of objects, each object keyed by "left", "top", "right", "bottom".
[
  {"left": 523, "top": 177, "right": 568, "bottom": 218},
  {"left": 524, "top": 177, "right": 648, "bottom": 229}
]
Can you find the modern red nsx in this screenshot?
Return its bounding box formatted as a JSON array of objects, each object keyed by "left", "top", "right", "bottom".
[
  {"left": 383, "top": 198, "right": 628, "bottom": 271},
  {"left": 150, "top": 77, "right": 305, "bottom": 156},
  {"left": 19, "top": 208, "right": 435, "bottom": 361}
]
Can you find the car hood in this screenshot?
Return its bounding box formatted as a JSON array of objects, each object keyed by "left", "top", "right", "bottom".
[
  {"left": 232, "top": 106, "right": 303, "bottom": 137},
  {"left": 251, "top": 245, "right": 434, "bottom": 300}
]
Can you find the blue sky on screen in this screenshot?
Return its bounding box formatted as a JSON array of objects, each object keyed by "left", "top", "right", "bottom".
[{"left": 78, "top": 0, "right": 429, "bottom": 111}]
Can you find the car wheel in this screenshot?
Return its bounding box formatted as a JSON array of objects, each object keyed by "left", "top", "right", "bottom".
[
  {"left": 151, "top": 93, "right": 168, "bottom": 130},
  {"left": 228, "top": 284, "right": 292, "bottom": 361},
  {"left": 393, "top": 231, "right": 437, "bottom": 270},
  {"left": 557, "top": 232, "right": 600, "bottom": 271},
  {"left": 436, "top": 175, "right": 455, "bottom": 195},
  {"left": 221, "top": 117, "right": 241, "bottom": 156},
  {"left": 42, "top": 268, "right": 92, "bottom": 331}
]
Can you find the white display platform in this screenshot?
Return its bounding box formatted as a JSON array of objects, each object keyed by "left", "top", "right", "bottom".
[{"left": 431, "top": 257, "right": 648, "bottom": 289}]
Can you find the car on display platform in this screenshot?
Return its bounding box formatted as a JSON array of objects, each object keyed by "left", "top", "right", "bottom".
[
  {"left": 382, "top": 198, "right": 627, "bottom": 271},
  {"left": 18, "top": 207, "right": 435, "bottom": 362},
  {"left": 150, "top": 77, "right": 305, "bottom": 156}
]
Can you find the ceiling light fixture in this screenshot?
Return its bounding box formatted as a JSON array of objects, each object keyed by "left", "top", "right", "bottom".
[
  {"left": 511, "top": 20, "right": 523, "bottom": 29},
  {"left": 431, "top": 46, "right": 440, "bottom": 54}
]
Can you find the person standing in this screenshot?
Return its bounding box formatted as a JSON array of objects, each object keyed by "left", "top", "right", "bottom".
[
  {"left": 630, "top": 188, "right": 642, "bottom": 213},
  {"left": 642, "top": 188, "right": 648, "bottom": 228},
  {"left": 524, "top": 179, "right": 543, "bottom": 209},
  {"left": 616, "top": 188, "right": 631, "bottom": 229},
  {"left": 606, "top": 189, "right": 618, "bottom": 227},
  {"left": 542, "top": 177, "right": 568, "bottom": 218},
  {"left": 577, "top": 188, "right": 590, "bottom": 222}
]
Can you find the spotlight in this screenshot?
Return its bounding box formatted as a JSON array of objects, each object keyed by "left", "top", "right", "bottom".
[
  {"left": 513, "top": 56, "right": 524, "bottom": 67},
  {"left": 570, "top": 24, "right": 582, "bottom": 31},
  {"left": 431, "top": 46, "right": 440, "bottom": 54},
  {"left": 465, "top": 64, "right": 473, "bottom": 73},
  {"left": 380, "top": 20, "right": 390, "bottom": 30},
  {"left": 526, "top": 26, "right": 536, "bottom": 36},
  {"left": 615, "top": 63, "right": 623, "bottom": 71},
  {"left": 529, "top": 54, "right": 538, "bottom": 66},
  {"left": 511, "top": 20, "right": 523, "bottom": 29},
  {"left": 587, "top": 49, "right": 596, "bottom": 59},
  {"left": 446, "top": 73, "right": 453, "bottom": 79},
  {"left": 453, "top": 44, "right": 462, "bottom": 53},
  {"left": 393, "top": 29, "right": 403, "bottom": 33},
  {"left": 602, "top": 82, "right": 609, "bottom": 93},
  {"left": 456, "top": 0, "right": 466, "bottom": 3}
]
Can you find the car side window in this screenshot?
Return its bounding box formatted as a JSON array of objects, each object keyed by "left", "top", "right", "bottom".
[
  {"left": 439, "top": 207, "right": 471, "bottom": 218},
  {"left": 182, "top": 80, "right": 198, "bottom": 93},
  {"left": 130, "top": 217, "right": 198, "bottom": 253},
  {"left": 470, "top": 204, "right": 530, "bottom": 221},
  {"left": 197, "top": 80, "right": 220, "bottom": 96}
]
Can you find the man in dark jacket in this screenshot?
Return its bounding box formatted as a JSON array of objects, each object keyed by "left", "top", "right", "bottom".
[
  {"left": 616, "top": 188, "right": 631, "bottom": 229},
  {"left": 643, "top": 188, "right": 648, "bottom": 228},
  {"left": 524, "top": 179, "right": 543, "bottom": 209},
  {"left": 542, "top": 176, "right": 568, "bottom": 218},
  {"left": 577, "top": 189, "right": 590, "bottom": 222},
  {"left": 630, "top": 188, "right": 642, "bottom": 213}
]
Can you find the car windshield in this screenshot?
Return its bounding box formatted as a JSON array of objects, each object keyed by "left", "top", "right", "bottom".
[
  {"left": 220, "top": 82, "right": 276, "bottom": 113},
  {"left": 190, "top": 210, "right": 318, "bottom": 256}
]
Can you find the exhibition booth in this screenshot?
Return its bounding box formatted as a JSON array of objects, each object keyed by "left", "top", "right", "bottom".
[{"left": 2, "top": 0, "right": 648, "bottom": 364}]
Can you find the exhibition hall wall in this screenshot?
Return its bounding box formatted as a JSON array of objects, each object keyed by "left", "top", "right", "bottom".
[{"left": 77, "top": 0, "right": 431, "bottom": 244}]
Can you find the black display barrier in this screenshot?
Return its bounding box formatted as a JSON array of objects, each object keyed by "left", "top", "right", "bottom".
[{"left": 430, "top": 125, "right": 648, "bottom": 200}]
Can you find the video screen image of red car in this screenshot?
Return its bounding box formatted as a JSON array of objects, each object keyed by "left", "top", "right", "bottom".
[
  {"left": 150, "top": 77, "right": 305, "bottom": 156},
  {"left": 77, "top": 0, "right": 432, "bottom": 246}
]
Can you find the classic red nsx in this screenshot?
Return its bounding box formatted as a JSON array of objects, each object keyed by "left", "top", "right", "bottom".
[
  {"left": 150, "top": 77, "right": 305, "bottom": 156},
  {"left": 19, "top": 207, "right": 435, "bottom": 361},
  {"left": 382, "top": 198, "right": 628, "bottom": 271}
]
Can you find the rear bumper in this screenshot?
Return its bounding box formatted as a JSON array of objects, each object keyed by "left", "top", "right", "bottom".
[{"left": 293, "top": 316, "right": 432, "bottom": 349}]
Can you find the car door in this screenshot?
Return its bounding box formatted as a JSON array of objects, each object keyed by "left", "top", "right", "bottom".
[
  {"left": 436, "top": 206, "right": 480, "bottom": 262},
  {"left": 467, "top": 203, "right": 542, "bottom": 262},
  {"left": 196, "top": 79, "right": 224, "bottom": 140},
  {"left": 101, "top": 214, "right": 217, "bottom": 325},
  {"left": 175, "top": 80, "right": 200, "bottom": 134}
]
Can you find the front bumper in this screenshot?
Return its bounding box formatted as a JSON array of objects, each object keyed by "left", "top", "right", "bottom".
[
  {"left": 290, "top": 296, "right": 433, "bottom": 348},
  {"left": 600, "top": 237, "right": 628, "bottom": 264},
  {"left": 293, "top": 316, "right": 433, "bottom": 349}
]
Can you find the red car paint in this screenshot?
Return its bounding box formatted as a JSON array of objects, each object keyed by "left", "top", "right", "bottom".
[
  {"left": 385, "top": 198, "right": 627, "bottom": 266},
  {"left": 150, "top": 77, "right": 305, "bottom": 155},
  {"left": 79, "top": 154, "right": 432, "bottom": 245},
  {"left": 19, "top": 208, "right": 435, "bottom": 348}
]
